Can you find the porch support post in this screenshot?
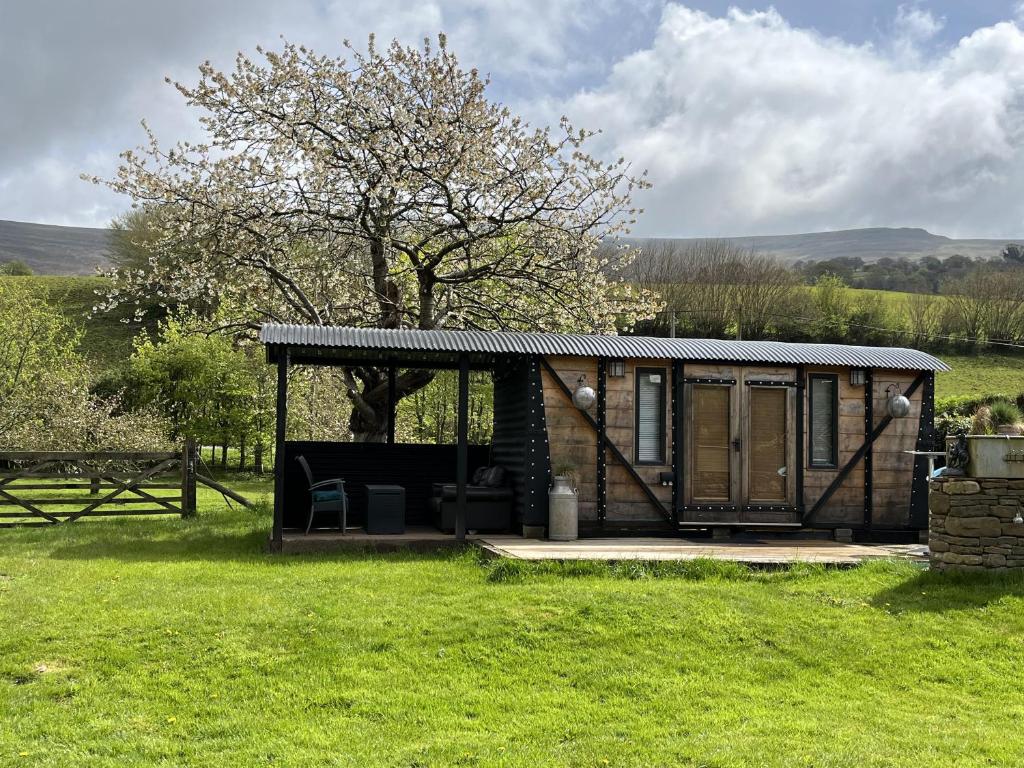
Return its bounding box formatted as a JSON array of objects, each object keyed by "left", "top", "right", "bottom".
[
  {"left": 864, "top": 369, "right": 874, "bottom": 530},
  {"left": 456, "top": 353, "right": 469, "bottom": 541},
  {"left": 671, "top": 360, "right": 684, "bottom": 526},
  {"left": 271, "top": 346, "right": 289, "bottom": 552},
  {"left": 909, "top": 370, "right": 935, "bottom": 529},
  {"left": 596, "top": 357, "right": 607, "bottom": 524},
  {"left": 387, "top": 366, "right": 397, "bottom": 445},
  {"left": 795, "top": 365, "right": 805, "bottom": 516}
]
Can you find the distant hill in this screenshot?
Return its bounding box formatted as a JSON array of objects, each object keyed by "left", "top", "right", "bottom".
[
  {"left": 631, "top": 227, "right": 1019, "bottom": 264},
  {"left": 1, "top": 219, "right": 1021, "bottom": 275},
  {"left": 0, "top": 219, "right": 113, "bottom": 275}
]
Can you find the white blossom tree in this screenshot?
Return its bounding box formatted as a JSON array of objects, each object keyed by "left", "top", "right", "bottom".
[{"left": 91, "top": 34, "right": 655, "bottom": 440}]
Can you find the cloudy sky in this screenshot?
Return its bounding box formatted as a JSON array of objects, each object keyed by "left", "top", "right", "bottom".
[{"left": 4, "top": 0, "right": 1024, "bottom": 237}]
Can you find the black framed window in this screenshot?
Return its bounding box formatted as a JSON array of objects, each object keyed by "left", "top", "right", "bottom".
[
  {"left": 808, "top": 373, "right": 838, "bottom": 468},
  {"left": 635, "top": 367, "right": 666, "bottom": 464}
]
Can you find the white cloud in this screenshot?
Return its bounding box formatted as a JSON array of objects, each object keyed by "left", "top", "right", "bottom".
[
  {"left": 894, "top": 4, "right": 944, "bottom": 43},
  {"left": 561, "top": 5, "right": 1024, "bottom": 237},
  {"left": 0, "top": 0, "right": 645, "bottom": 227},
  {"left": 5, "top": 1, "right": 1024, "bottom": 239}
]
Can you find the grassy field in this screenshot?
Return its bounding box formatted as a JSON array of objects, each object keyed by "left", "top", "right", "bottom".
[
  {"left": 935, "top": 352, "right": 1024, "bottom": 400},
  {"left": 2, "top": 478, "right": 1024, "bottom": 766}
]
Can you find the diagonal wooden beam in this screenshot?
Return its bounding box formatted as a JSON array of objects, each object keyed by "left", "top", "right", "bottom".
[
  {"left": 540, "top": 358, "right": 672, "bottom": 523},
  {"left": 93, "top": 473, "right": 182, "bottom": 514},
  {"left": 0, "top": 460, "right": 57, "bottom": 487},
  {"left": 0, "top": 487, "right": 61, "bottom": 524},
  {"left": 64, "top": 458, "right": 178, "bottom": 523},
  {"left": 804, "top": 371, "right": 926, "bottom": 524}
]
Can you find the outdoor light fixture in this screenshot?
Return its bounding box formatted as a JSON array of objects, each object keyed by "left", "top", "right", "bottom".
[
  {"left": 572, "top": 374, "right": 596, "bottom": 410},
  {"left": 608, "top": 359, "right": 626, "bottom": 377},
  {"left": 850, "top": 369, "right": 867, "bottom": 386},
  {"left": 1015, "top": 505, "right": 1023, "bottom": 525},
  {"left": 886, "top": 383, "right": 912, "bottom": 418}
]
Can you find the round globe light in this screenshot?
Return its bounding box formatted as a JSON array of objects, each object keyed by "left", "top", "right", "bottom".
[
  {"left": 887, "top": 394, "right": 911, "bottom": 418},
  {"left": 572, "top": 384, "right": 596, "bottom": 410}
]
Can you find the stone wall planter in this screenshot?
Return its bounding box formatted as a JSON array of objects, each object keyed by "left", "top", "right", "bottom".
[{"left": 929, "top": 476, "right": 1024, "bottom": 572}]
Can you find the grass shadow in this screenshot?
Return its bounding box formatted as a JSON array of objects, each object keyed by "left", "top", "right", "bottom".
[
  {"left": 869, "top": 565, "right": 1024, "bottom": 613},
  {"left": 40, "top": 520, "right": 487, "bottom": 566}
]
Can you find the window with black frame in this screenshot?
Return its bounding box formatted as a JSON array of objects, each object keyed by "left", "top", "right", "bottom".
[
  {"left": 635, "top": 368, "right": 666, "bottom": 464},
  {"left": 808, "top": 374, "right": 838, "bottom": 468}
]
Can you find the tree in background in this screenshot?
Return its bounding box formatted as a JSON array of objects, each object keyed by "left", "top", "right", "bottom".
[
  {"left": 111, "top": 317, "right": 273, "bottom": 469},
  {"left": 0, "top": 260, "right": 33, "bottom": 276},
  {"left": 0, "top": 280, "right": 168, "bottom": 450},
  {"left": 1001, "top": 243, "right": 1024, "bottom": 265},
  {"left": 628, "top": 239, "right": 797, "bottom": 339},
  {"left": 91, "top": 34, "right": 656, "bottom": 440}
]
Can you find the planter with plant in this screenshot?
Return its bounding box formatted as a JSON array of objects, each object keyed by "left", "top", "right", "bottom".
[{"left": 974, "top": 400, "right": 1024, "bottom": 436}]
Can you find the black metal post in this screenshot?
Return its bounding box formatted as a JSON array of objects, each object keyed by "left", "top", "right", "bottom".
[
  {"left": 671, "top": 360, "right": 684, "bottom": 526},
  {"left": 456, "top": 354, "right": 469, "bottom": 540},
  {"left": 864, "top": 369, "right": 874, "bottom": 530},
  {"left": 387, "top": 366, "right": 397, "bottom": 445},
  {"left": 909, "top": 370, "right": 935, "bottom": 529},
  {"left": 596, "top": 358, "right": 607, "bottom": 524},
  {"left": 795, "top": 365, "right": 805, "bottom": 516},
  {"left": 272, "top": 347, "right": 289, "bottom": 552}
]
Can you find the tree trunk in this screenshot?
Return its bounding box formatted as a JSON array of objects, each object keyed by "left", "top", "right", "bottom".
[
  {"left": 220, "top": 440, "right": 228, "bottom": 470},
  {"left": 254, "top": 440, "right": 265, "bottom": 474},
  {"left": 239, "top": 435, "right": 247, "bottom": 472},
  {"left": 348, "top": 405, "right": 388, "bottom": 443},
  {"left": 209, "top": 444, "right": 215, "bottom": 463},
  {"left": 346, "top": 367, "right": 436, "bottom": 442}
]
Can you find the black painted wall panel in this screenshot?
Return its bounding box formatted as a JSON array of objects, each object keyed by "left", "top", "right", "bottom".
[{"left": 282, "top": 442, "right": 489, "bottom": 529}]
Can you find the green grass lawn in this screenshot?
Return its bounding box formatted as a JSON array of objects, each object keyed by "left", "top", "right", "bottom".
[
  {"left": 936, "top": 352, "right": 1024, "bottom": 400},
  {"left": 2, "top": 478, "right": 1024, "bottom": 766}
]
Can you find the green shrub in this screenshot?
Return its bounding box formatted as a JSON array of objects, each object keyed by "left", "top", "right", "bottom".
[
  {"left": 988, "top": 399, "right": 1023, "bottom": 426},
  {"left": 934, "top": 411, "right": 972, "bottom": 442}
]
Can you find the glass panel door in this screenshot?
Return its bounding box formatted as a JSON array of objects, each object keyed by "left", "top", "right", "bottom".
[
  {"left": 747, "top": 387, "right": 788, "bottom": 503},
  {"left": 691, "top": 385, "right": 733, "bottom": 502}
]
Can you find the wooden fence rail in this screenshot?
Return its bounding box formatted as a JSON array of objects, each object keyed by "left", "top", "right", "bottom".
[{"left": 0, "top": 442, "right": 197, "bottom": 526}]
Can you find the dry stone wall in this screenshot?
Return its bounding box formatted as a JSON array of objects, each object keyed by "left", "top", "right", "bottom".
[{"left": 929, "top": 478, "right": 1024, "bottom": 571}]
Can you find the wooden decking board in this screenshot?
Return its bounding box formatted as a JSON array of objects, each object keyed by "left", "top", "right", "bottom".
[
  {"left": 478, "top": 536, "right": 927, "bottom": 565},
  {"left": 277, "top": 527, "right": 927, "bottom": 564}
]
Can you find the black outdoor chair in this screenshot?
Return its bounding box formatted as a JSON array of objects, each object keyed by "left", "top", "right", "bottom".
[{"left": 296, "top": 455, "right": 349, "bottom": 535}]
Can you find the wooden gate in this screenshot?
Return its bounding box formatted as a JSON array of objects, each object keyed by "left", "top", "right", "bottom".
[{"left": 0, "top": 443, "right": 197, "bottom": 526}]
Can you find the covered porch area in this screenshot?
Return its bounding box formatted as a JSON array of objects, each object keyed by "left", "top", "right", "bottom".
[{"left": 263, "top": 325, "right": 550, "bottom": 552}]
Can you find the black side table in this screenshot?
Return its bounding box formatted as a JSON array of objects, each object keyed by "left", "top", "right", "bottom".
[{"left": 365, "top": 485, "right": 406, "bottom": 534}]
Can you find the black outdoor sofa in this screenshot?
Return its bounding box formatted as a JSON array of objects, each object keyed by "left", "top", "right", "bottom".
[{"left": 430, "top": 466, "right": 512, "bottom": 533}]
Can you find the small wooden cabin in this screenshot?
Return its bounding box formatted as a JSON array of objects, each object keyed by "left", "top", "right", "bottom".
[{"left": 262, "top": 325, "right": 948, "bottom": 542}]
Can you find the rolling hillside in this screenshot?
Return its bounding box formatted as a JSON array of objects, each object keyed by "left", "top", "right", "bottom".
[
  {"left": 632, "top": 227, "right": 1019, "bottom": 264},
  {"left": 2, "top": 219, "right": 1022, "bottom": 276},
  {"left": 0, "top": 219, "right": 113, "bottom": 275}
]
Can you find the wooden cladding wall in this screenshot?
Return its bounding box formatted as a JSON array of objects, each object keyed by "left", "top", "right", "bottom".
[
  {"left": 542, "top": 356, "right": 926, "bottom": 530},
  {"left": 542, "top": 356, "right": 672, "bottom": 522},
  {"left": 802, "top": 366, "right": 923, "bottom": 528}
]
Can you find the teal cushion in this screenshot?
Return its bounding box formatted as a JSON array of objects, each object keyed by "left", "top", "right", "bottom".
[{"left": 311, "top": 489, "right": 343, "bottom": 502}]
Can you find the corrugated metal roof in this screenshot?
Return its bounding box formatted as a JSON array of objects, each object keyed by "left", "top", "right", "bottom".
[{"left": 260, "top": 324, "right": 950, "bottom": 371}]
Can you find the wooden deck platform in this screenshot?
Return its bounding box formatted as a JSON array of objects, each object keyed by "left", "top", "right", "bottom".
[
  {"left": 278, "top": 528, "right": 927, "bottom": 565},
  {"left": 277, "top": 526, "right": 485, "bottom": 554},
  {"left": 478, "top": 536, "right": 928, "bottom": 566}
]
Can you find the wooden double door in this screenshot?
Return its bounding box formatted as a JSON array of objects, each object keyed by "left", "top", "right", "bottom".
[{"left": 681, "top": 371, "right": 799, "bottom": 525}]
